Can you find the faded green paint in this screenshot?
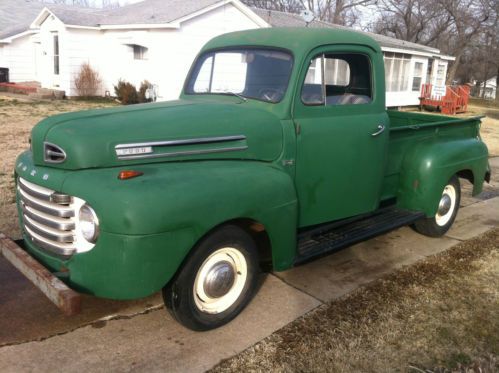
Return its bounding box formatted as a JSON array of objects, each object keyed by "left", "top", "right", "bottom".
[{"left": 14, "top": 28, "right": 489, "bottom": 300}]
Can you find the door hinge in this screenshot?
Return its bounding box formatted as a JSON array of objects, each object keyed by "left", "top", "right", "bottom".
[{"left": 295, "top": 122, "right": 301, "bottom": 135}]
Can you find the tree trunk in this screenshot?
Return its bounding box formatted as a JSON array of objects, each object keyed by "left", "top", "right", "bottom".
[{"left": 446, "top": 52, "right": 462, "bottom": 85}]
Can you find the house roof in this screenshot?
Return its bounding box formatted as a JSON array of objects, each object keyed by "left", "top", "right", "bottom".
[
  {"left": 0, "top": 0, "right": 224, "bottom": 39},
  {"left": 251, "top": 8, "right": 441, "bottom": 55},
  {"left": 0, "top": 0, "right": 103, "bottom": 40},
  {"left": 1, "top": 0, "right": 446, "bottom": 58},
  {"left": 0, "top": 0, "right": 44, "bottom": 39},
  {"left": 97, "top": 0, "right": 222, "bottom": 25}
]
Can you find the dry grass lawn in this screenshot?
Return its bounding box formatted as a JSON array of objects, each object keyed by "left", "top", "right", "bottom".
[
  {"left": 465, "top": 102, "right": 499, "bottom": 157},
  {"left": 0, "top": 95, "right": 116, "bottom": 239},
  {"left": 213, "top": 228, "right": 499, "bottom": 372}
]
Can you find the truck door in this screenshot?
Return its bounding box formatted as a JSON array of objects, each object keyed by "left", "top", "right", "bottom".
[{"left": 293, "top": 46, "right": 389, "bottom": 227}]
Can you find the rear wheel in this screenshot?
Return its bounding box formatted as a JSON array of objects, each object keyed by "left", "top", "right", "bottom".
[
  {"left": 413, "top": 175, "right": 461, "bottom": 237},
  {"left": 163, "top": 225, "right": 259, "bottom": 331}
]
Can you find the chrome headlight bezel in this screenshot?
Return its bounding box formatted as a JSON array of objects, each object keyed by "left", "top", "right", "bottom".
[{"left": 78, "top": 204, "right": 100, "bottom": 243}]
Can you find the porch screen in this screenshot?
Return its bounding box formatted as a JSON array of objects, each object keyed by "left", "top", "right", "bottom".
[{"left": 384, "top": 52, "right": 410, "bottom": 92}]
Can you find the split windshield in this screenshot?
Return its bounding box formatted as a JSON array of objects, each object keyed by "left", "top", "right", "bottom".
[{"left": 185, "top": 48, "right": 293, "bottom": 103}]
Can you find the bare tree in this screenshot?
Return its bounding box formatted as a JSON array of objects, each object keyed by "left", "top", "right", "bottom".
[
  {"left": 440, "top": 0, "right": 494, "bottom": 83},
  {"left": 39, "top": 0, "right": 90, "bottom": 6},
  {"left": 242, "top": 0, "right": 303, "bottom": 12},
  {"left": 243, "top": 0, "right": 376, "bottom": 25},
  {"left": 369, "top": 0, "right": 498, "bottom": 85},
  {"left": 300, "top": 0, "right": 376, "bottom": 25},
  {"left": 370, "top": 0, "right": 452, "bottom": 45}
]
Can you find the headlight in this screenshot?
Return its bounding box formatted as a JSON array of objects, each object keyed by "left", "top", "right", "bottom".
[{"left": 79, "top": 204, "right": 99, "bottom": 243}]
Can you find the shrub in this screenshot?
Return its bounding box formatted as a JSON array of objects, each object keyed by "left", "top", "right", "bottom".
[
  {"left": 114, "top": 79, "right": 139, "bottom": 105},
  {"left": 74, "top": 62, "right": 101, "bottom": 97},
  {"left": 138, "top": 80, "right": 153, "bottom": 103}
]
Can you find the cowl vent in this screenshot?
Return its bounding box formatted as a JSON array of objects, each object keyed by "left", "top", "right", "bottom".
[{"left": 44, "top": 142, "right": 66, "bottom": 163}]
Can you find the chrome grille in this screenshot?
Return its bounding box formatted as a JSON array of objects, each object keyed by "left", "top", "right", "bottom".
[{"left": 18, "top": 178, "right": 76, "bottom": 257}]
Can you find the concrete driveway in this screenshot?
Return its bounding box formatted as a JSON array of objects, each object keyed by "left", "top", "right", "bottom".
[{"left": 1, "top": 158, "right": 497, "bottom": 372}]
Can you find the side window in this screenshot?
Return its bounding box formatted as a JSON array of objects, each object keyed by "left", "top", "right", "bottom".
[{"left": 302, "top": 53, "right": 372, "bottom": 106}]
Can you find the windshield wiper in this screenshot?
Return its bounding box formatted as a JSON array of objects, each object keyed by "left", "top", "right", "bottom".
[{"left": 223, "top": 91, "right": 247, "bottom": 103}]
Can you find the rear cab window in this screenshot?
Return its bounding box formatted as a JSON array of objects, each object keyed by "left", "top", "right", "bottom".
[{"left": 302, "top": 53, "right": 372, "bottom": 106}]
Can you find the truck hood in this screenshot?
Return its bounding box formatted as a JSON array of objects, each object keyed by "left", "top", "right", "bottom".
[{"left": 31, "top": 99, "right": 284, "bottom": 170}]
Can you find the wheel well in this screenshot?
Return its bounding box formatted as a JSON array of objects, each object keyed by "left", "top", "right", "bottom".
[
  {"left": 456, "top": 169, "right": 474, "bottom": 185},
  {"left": 225, "top": 218, "right": 273, "bottom": 272}
]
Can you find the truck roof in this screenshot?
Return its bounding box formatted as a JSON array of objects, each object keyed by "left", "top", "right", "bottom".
[{"left": 201, "top": 27, "right": 383, "bottom": 58}]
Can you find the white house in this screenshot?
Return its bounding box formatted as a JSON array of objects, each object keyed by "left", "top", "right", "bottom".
[
  {"left": 0, "top": 0, "right": 455, "bottom": 107},
  {"left": 475, "top": 76, "right": 497, "bottom": 100}
]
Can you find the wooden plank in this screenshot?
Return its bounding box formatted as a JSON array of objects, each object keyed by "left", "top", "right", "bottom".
[{"left": 0, "top": 233, "right": 81, "bottom": 316}]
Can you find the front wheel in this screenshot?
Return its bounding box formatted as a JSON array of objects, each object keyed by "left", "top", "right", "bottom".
[
  {"left": 413, "top": 175, "right": 461, "bottom": 237},
  {"left": 162, "top": 225, "right": 259, "bottom": 331}
]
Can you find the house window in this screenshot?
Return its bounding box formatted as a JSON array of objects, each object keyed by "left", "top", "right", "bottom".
[
  {"left": 384, "top": 52, "right": 411, "bottom": 92},
  {"left": 133, "top": 45, "right": 148, "bottom": 60},
  {"left": 412, "top": 62, "right": 424, "bottom": 91},
  {"left": 53, "top": 34, "right": 60, "bottom": 75},
  {"left": 302, "top": 53, "right": 372, "bottom": 106}
]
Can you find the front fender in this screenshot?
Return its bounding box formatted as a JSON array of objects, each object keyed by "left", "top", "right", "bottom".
[
  {"left": 62, "top": 161, "right": 298, "bottom": 271},
  {"left": 397, "top": 138, "right": 489, "bottom": 217}
]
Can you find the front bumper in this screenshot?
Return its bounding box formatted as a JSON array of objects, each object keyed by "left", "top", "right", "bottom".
[{"left": 0, "top": 233, "right": 80, "bottom": 315}]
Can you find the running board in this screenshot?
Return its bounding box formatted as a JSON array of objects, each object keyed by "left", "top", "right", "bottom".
[{"left": 295, "top": 208, "right": 425, "bottom": 265}]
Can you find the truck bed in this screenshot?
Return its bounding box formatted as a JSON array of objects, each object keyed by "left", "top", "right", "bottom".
[{"left": 381, "top": 110, "right": 483, "bottom": 201}]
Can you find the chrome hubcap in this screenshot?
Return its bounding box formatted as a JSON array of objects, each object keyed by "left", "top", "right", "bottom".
[
  {"left": 203, "top": 261, "right": 236, "bottom": 298},
  {"left": 438, "top": 194, "right": 452, "bottom": 216},
  {"left": 193, "top": 247, "right": 248, "bottom": 314}
]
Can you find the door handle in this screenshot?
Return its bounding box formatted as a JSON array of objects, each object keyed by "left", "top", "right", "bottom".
[{"left": 371, "top": 124, "right": 385, "bottom": 137}]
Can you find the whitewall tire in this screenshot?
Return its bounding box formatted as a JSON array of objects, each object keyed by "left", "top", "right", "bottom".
[
  {"left": 414, "top": 175, "right": 461, "bottom": 237},
  {"left": 162, "top": 225, "right": 259, "bottom": 331}
]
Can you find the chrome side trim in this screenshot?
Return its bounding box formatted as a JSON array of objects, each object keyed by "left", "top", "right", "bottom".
[
  {"left": 117, "top": 145, "right": 248, "bottom": 160},
  {"left": 115, "top": 135, "right": 246, "bottom": 150}
]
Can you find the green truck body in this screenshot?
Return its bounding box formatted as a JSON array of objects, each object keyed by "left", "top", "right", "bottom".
[{"left": 13, "top": 28, "right": 489, "bottom": 328}]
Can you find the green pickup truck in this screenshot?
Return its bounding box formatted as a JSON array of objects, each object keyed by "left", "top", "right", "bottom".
[{"left": 12, "top": 28, "right": 490, "bottom": 330}]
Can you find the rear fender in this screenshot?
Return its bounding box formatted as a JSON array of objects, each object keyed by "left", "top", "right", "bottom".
[{"left": 397, "top": 138, "right": 489, "bottom": 217}]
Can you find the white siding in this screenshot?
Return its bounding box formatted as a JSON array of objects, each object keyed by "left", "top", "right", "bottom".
[
  {"left": 156, "top": 3, "right": 264, "bottom": 100},
  {"left": 64, "top": 28, "right": 104, "bottom": 96},
  {"left": 100, "top": 3, "right": 263, "bottom": 100},
  {"left": 0, "top": 34, "right": 38, "bottom": 82}
]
